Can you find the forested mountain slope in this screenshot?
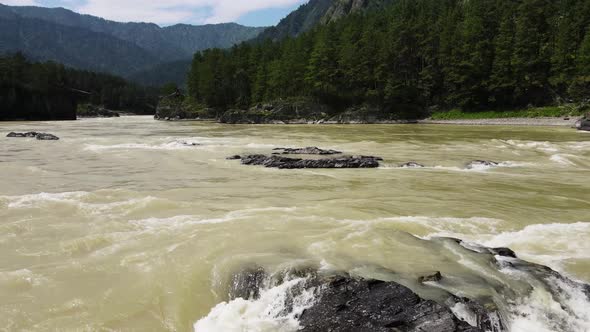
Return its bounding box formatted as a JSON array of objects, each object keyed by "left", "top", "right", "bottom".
[{"left": 186, "top": 0, "right": 590, "bottom": 120}]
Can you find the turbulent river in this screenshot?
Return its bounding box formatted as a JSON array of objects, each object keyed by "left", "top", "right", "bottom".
[{"left": 1, "top": 116, "right": 589, "bottom": 331}]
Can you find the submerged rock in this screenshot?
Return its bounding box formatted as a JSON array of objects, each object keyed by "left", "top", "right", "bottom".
[
  {"left": 273, "top": 147, "right": 342, "bottom": 155},
  {"left": 35, "top": 133, "right": 60, "bottom": 140},
  {"left": 400, "top": 162, "right": 426, "bottom": 168},
  {"left": 419, "top": 271, "right": 443, "bottom": 283},
  {"left": 77, "top": 104, "right": 120, "bottom": 118},
  {"left": 7, "top": 132, "right": 38, "bottom": 138},
  {"left": 239, "top": 154, "right": 382, "bottom": 169},
  {"left": 226, "top": 155, "right": 242, "bottom": 160},
  {"left": 465, "top": 160, "right": 499, "bottom": 169},
  {"left": 7, "top": 132, "right": 59, "bottom": 140}
]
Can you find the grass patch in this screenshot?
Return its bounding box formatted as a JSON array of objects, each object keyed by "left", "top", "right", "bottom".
[{"left": 431, "top": 105, "right": 586, "bottom": 120}]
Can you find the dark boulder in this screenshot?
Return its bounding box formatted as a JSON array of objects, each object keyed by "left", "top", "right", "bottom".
[
  {"left": 7, "top": 132, "right": 38, "bottom": 138},
  {"left": 466, "top": 160, "right": 499, "bottom": 169},
  {"left": 77, "top": 104, "right": 120, "bottom": 118},
  {"left": 239, "top": 155, "right": 382, "bottom": 169},
  {"left": 226, "top": 155, "right": 242, "bottom": 160},
  {"left": 228, "top": 266, "right": 267, "bottom": 301},
  {"left": 400, "top": 162, "right": 426, "bottom": 168},
  {"left": 576, "top": 116, "right": 590, "bottom": 131},
  {"left": 7, "top": 132, "right": 59, "bottom": 140},
  {"left": 489, "top": 247, "right": 517, "bottom": 258},
  {"left": 273, "top": 147, "right": 342, "bottom": 155},
  {"left": 419, "top": 271, "right": 443, "bottom": 283},
  {"left": 299, "top": 276, "right": 483, "bottom": 332}
]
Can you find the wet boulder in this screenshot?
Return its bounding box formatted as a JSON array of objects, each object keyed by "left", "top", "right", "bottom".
[
  {"left": 228, "top": 266, "right": 267, "bottom": 301},
  {"left": 239, "top": 155, "right": 382, "bottom": 169},
  {"left": 465, "top": 160, "right": 499, "bottom": 169},
  {"left": 7, "top": 132, "right": 59, "bottom": 140},
  {"left": 299, "top": 276, "right": 483, "bottom": 332},
  {"left": 35, "top": 133, "right": 60, "bottom": 140},
  {"left": 400, "top": 162, "right": 426, "bottom": 168},
  {"left": 7, "top": 132, "right": 38, "bottom": 138},
  {"left": 419, "top": 271, "right": 443, "bottom": 283},
  {"left": 273, "top": 147, "right": 342, "bottom": 155},
  {"left": 575, "top": 116, "right": 590, "bottom": 131}
]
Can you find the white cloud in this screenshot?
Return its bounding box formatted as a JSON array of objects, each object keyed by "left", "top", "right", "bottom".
[{"left": 2, "top": 0, "right": 307, "bottom": 25}]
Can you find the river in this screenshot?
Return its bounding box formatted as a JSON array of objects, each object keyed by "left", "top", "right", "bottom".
[{"left": 1, "top": 116, "right": 589, "bottom": 331}]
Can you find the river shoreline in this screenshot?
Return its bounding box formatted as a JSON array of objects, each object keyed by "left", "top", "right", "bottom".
[
  {"left": 156, "top": 116, "right": 584, "bottom": 128},
  {"left": 419, "top": 117, "right": 581, "bottom": 127}
]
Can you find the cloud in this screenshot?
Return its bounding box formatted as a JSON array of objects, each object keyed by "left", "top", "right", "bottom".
[{"left": 2, "top": 0, "right": 307, "bottom": 25}]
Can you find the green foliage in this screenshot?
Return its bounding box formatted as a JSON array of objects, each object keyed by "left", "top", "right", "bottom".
[
  {"left": 0, "top": 53, "right": 159, "bottom": 120},
  {"left": 431, "top": 106, "right": 585, "bottom": 120}
]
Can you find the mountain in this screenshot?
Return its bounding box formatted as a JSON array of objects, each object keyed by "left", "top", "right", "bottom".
[
  {"left": 0, "top": 4, "right": 265, "bottom": 79},
  {"left": 129, "top": 60, "right": 192, "bottom": 88},
  {"left": 255, "top": 0, "right": 394, "bottom": 42}
]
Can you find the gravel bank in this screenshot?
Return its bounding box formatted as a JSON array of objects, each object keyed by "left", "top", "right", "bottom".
[{"left": 419, "top": 117, "right": 581, "bottom": 127}]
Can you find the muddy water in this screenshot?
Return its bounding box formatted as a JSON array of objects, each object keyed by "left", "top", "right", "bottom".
[{"left": 0, "top": 116, "right": 589, "bottom": 331}]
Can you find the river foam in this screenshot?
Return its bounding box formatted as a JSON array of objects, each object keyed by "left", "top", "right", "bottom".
[{"left": 194, "top": 277, "right": 318, "bottom": 332}]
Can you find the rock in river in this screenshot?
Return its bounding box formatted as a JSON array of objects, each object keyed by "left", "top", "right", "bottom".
[
  {"left": 238, "top": 154, "right": 382, "bottom": 169},
  {"left": 465, "top": 160, "right": 499, "bottom": 169},
  {"left": 298, "top": 276, "right": 484, "bottom": 332},
  {"left": 273, "top": 147, "right": 342, "bottom": 155},
  {"left": 7, "top": 132, "right": 59, "bottom": 140},
  {"left": 400, "top": 162, "right": 425, "bottom": 168},
  {"left": 7, "top": 132, "right": 38, "bottom": 138}
]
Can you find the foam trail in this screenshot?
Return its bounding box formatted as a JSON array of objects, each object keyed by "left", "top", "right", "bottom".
[{"left": 194, "top": 277, "right": 317, "bottom": 332}]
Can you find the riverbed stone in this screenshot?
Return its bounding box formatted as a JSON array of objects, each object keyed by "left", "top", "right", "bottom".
[
  {"left": 465, "top": 160, "right": 499, "bottom": 169},
  {"left": 400, "top": 162, "right": 426, "bottom": 168},
  {"left": 273, "top": 147, "right": 342, "bottom": 155},
  {"left": 36, "top": 133, "right": 60, "bottom": 140},
  {"left": 7, "top": 132, "right": 38, "bottom": 137},
  {"left": 239, "top": 154, "right": 382, "bottom": 169},
  {"left": 298, "top": 276, "right": 483, "bottom": 332},
  {"left": 7, "top": 132, "right": 59, "bottom": 140}
]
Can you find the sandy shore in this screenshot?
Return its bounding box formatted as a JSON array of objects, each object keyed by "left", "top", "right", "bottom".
[{"left": 419, "top": 117, "right": 581, "bottom": 127}]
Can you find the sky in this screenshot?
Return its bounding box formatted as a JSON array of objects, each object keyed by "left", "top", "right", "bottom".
[{"left": 1, "top": 0, "right": 308, "bottom": 26}]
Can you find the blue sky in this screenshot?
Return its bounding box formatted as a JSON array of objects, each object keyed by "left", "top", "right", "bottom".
[{"left": 1, "top": 0, "right": 307, "bottom": 26}]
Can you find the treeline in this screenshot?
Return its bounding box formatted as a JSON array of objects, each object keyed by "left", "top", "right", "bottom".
[
  {"left": 187, "top": 0, "right": 590, "bottom": 118},
  {"left": 0, "top": 53, "right": 158, "bottom": 120}
]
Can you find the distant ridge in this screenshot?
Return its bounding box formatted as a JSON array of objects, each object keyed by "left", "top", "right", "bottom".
[{"left": 0, "top": 4, "right": 265, "bottom": 80}]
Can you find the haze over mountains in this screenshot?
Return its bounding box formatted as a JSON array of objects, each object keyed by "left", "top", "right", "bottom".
[
  {"left": 0, "top": 0, "right": 393, "bottom": 87},
  {"left": 0, "top": 3, "right": 264, "bottom": 80}
]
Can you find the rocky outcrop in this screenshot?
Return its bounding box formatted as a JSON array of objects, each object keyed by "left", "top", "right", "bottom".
[
  {"left": 218, "top": 100, "right": 424, "bottom": 124},
  {"left": 219, "top": 98, "right": 331, "bottom": 124},
  {"left": 35, "top": 133, "right": 59, "bottom": 140},
  {"left": 7, "top": 131, "right": 38, "bottom": 137},
  {"left": 273, "top": 147, "right": 342, "bottom": 155},
  {"left": 7, "top": 132, "right": 59, "bottom": 140},
  {"left": 299, "top": 277, "right": 484, "bottom": 332},
  {"left": 77, "top": 104, "right": 120, "bottom": 118},
  {"left": 465, "top": 160, "right": 499, "bottom": 169},
  {"left": 154, "top": 91, "right": 216, "bottom": 121},
  {"left": 576, "top": 115, "right": 590, "bottom": 131},
  {"left": 223, "top": 240, "right": 590, "bottom": 332},
  {"left": 226, "top": 268, "right": 493, "bottom": 332},
  {"left": 400, "top": 162, "right": 425, "bottom": 168},
  {"left": 238, "top": 154, "right": 382, "bottom": 169}
]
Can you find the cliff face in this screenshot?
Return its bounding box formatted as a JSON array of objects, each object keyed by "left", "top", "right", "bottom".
[{"left": 256, "top": 0, "right": 395, "bottom": 42}]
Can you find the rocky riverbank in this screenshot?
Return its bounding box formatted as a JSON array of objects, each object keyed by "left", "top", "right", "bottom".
[
  {"left": 77, "top": 104, "right": 120, "bottom": 118},
  {"left": 420, "top": 117, "right": 581, "bottom": 127}
]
